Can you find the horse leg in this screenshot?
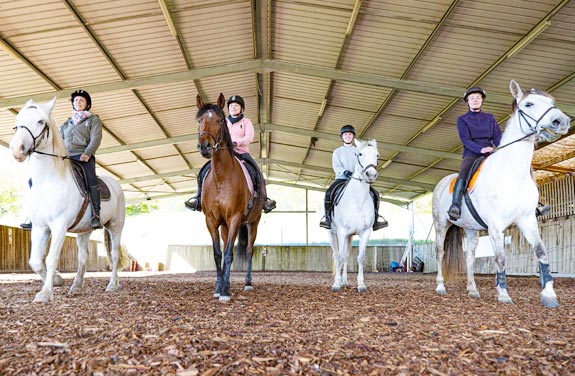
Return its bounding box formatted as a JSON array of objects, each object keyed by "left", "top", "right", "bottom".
[
  {"left": 69, "top": 232, "right": 91, "bottom": 296},
  {"left": 489, "top": 230, "right": 513, "bottom": 304},
  {"left": 435, "top": 224, "right": 448, "bottom": 295},
  {"left": 33, "top": 226, "right": 67, "bottom": 303},
  {"left": 244, "top": 224, "right": 258, "bottom": 291},
  {"left": 206, "top": 221, "right": 223, "bottom": 298},
  {"left": 105, "top": 228, "right": 123, "bottom": 292},
  {"left": 220, "top": 219, "right": 241, "bottom": 301},
  {"left": 357, "top": 231, "right": 369, "bottom": 293},
  {"left": 517, "top": 217, "right": 558, "bottom": 308},
  {"left": 29, "top": 227, "right": 51, "bottom": 283},
  {"left": 464, "top": 229, "right": 480, "bottom": 299},
  {"left": 341, "top": 234, "right": 352, "bottom": 288},
  {"left": 329, "top": 231, "right": 342, "bottom": 292}
]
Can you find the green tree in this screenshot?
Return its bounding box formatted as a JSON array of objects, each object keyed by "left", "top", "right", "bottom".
[{"left": 126, "top": 200, "right": 159, "bottom": 216}]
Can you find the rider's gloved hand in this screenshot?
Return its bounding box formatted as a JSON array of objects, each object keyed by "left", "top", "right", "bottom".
[{"left": 344, "top": 170, "right": 352, "bottom": 178}]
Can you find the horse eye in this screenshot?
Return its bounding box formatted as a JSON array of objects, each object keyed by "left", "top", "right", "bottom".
[
  {"left": 524, "top": 102, "right": 533, "bottom": 108},
  {"left": 37, "top": 120, "right": 45, "bottom": 125}
]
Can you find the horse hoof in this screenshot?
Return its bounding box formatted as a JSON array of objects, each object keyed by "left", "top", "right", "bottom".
[
  {"left": 33, "top": 292, "right": 52, "bottom": 303},
  {"left": 358, "top": 286, "right": 367, "bottom": 293},
  {"left": 331, "top": 286, "right": 340, "bottom": 292},
  {"left": 68, "top": 287, "right": 82, "bottom": 296},
  {"left": 105, "top": 285, "right": 119, "bottom": 292},
  {"left": 244, "top": 285, "right": 254, "bottom": 291},
  {"left": 541, "top": 296, "right": 559, "bottom": 308},
  {"left": 436, "top": 288, "right": 447, "bottom": 296},
  {"left": 468, "top": 291, "right": 480, "bottom": 299},
  {"left": 219, "top": 295, "right": 231, "bottom": 302},
  {"left": 213, "top": 293, "right": 220, "bottom": 298},
  {"left": 498, "top": 297, "right": 513, "bottom": 304},
  {"left": 53, "top": 274, "right": 64, "bottom": 287}
]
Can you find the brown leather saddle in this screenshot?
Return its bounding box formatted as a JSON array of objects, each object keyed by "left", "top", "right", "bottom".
[{"left": 70, "top": 160, "right": 111, "bottom": 201}]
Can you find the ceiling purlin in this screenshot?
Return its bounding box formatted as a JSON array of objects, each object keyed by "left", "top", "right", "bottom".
[{"left": 380, "top": 0, "right": 573, "bottom": 197}]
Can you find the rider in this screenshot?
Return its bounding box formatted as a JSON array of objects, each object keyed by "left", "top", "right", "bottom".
[
  {"left": 319, "top": 124, "right": 388, "bottom": 231},
  {"left": 61, "top": 90, "right": 104, "bottom": 229},
  {"left": 448, "top": 87, "right": 501, "bottom": 220},
  {"left": 185, "top": 95, "right": 276, "bottom": 213}
]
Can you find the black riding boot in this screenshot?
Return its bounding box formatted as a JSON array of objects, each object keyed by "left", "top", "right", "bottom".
[
  {"left": 89, "top": 185, "right": 103, "bottom": 229},
  {"left": 185, "top": 163, "right": 210, "bottom": 212},
  {"left": 447, "top": 178, "right": 465, "bottom": 220},
  {"left": 370, "top": 188, "right": 388, "bottom": 231},
  {"left": 319, "top": 200, "right": 332, "bottom": 229},
  {"left": 535, "top": 202, "right": 551, "bottom": 217}
]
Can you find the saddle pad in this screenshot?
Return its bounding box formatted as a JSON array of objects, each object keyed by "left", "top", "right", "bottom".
[
  {"left": 449, "top": 159, "right": 486, "bottom": 195},
  {"left": 235, "top": 156, "right": 255, "bottom": 195},
  {"left": 70, "top": 161, "right": 111, "bottom": 201}
]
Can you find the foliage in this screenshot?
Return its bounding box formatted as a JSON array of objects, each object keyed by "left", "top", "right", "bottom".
[
  {"left": 125, "top": 200, "right": 159, "bottom": 216},
  {"left": 0, "top": 185, "right": 20, "bottom": 217}
]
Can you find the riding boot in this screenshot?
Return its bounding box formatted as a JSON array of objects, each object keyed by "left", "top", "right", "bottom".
[
  {"left": 319, "top": 200, "right": 332, "bottom": 229},
  {"left": 260, "top": 181, "right": 276, "bottom": 213},
  {"left": 447, "top": 178, "right": 465, "bottom": 220},
  {"left": 370, "top": 188, "right": 388, "bottom": 231},
  {"left": 20, "top": 218, "right": 32, "bottom": 230},
  {"left": 89, "top": 185, "right": 103, "bottom": 229},
  {"left": 184, "top": 163, "right": 209, "bottom": 212}
]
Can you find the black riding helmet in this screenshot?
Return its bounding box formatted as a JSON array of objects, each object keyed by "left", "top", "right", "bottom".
[
  {"left": 340, "top": 124, "right": 356, "bottom": 135},
  {"left": 71, "top": 89, "right": 92, "bottom": 111},
  {"left": 463, "top": 87, "right": 486, "bottom": 102},
  {"left": 227, "top": 95, "right": 245, "bottom": 112}
]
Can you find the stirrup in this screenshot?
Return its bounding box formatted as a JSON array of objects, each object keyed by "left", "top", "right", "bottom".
[
  {"left": 91, "top": 216, "right": 103, "bottom": 229},
  {"left": 263, "top": 198, "right": 276, "bottom": 213},
  {"left": 373, "top": 217, "right": 388, "bottom": 231},
  {"left": 184, "top": 197, "right": 201, "bottom": 212},
  {"left": 319, "top": 216, "right": 331, "bottom": 229},
  {"left": 20, "top": 219, "right": 32, "bottom": 230}
]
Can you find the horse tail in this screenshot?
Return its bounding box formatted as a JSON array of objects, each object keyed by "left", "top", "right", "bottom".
[
  {"left": 236, "top": 225, "right": 248, "bottom": 270},
  {"left": 442, "top": 226, "right": 466, "bottom": 282},
  {"left": 105, "top": 230, "right": 131, "bottom": 270}
]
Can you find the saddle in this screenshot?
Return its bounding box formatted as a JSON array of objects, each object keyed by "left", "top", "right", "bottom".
[
  {"left": 70, "top": 159, "right": 111, "bottom": 201},
  {"left": 449, "top": 156, "right": 489, "bottom": 229},
  {"left": 326, "top": 179, "right": 351, "bottom": 217}
]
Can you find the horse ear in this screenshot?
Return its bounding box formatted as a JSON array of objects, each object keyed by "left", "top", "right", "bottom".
[
  {"left": 509, "top": 80, "right": 523, "bottom": 102},
  {"left": 46, "top": 97, "right": 57, "bottom": 112},
  {"left": 217, "top": 93, "right": 226, "bottom": 109},
  {"left": 24, "top": 99, "right": 34, "bottom": 108},
  {"left": 196, "top": 95, "right": 205, "bottom": 109},
  {"left": 354, "top": 138, "right": 363, "bottom": 148}
]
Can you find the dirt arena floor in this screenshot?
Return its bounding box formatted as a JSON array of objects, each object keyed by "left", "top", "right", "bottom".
[{"left": 0, "top": 271, "right": 574, "bottom": 375}]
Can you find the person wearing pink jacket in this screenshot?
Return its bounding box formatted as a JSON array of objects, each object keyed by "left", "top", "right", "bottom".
[{"left": 185, "top": 95, "right": 276, "bottom": 213}]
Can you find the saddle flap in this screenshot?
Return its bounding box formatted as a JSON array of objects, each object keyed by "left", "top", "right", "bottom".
[
  {"left": 449, "top": 158, "right": 487, "bottom": 195},
  {"left": 70, "top": 160, "right": 111, "bottom": 201},
  {"left": 235, "top": 156, "right": 256, "bottom": 196}
]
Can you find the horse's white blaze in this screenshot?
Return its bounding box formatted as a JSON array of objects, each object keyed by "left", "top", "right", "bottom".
[
  {"left": 9, "top": 99, "right": 127, "bottom": 303},
  {"left": 432, "top": 80, "right": 570, "bottom": 307},
  {"left": 329, "top": 139, "right": 379, "bottom": 293}
]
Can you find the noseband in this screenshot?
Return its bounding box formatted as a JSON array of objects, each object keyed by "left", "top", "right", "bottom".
[{"left": 518, "top": 104, "right": 557, "bottom": 135}]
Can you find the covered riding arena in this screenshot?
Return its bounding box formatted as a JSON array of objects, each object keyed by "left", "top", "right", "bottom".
[{"left": 1, "top": 1, "right": 575, "bottom": 375}]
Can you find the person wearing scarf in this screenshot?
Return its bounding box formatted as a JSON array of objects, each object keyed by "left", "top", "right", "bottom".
[
  {"left": 60, "top": 90, "right": 103, "bottom": 229},
  {"left": 185, "top": 95, "right": 276, "bottom": 213}
]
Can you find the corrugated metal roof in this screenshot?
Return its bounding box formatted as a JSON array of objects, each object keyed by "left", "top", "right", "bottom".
[{"left": 0, "top": 0, "right": 574, "bottom": 204}]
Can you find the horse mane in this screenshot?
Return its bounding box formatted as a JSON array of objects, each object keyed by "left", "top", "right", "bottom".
[
  {"left": 510, "top": 88, "right": 554, "bottom": 113},
  {"left": 196, "top": 103, "right": 233, "bottom": 151}
]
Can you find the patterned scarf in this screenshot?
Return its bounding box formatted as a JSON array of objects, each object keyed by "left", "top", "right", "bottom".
[{"left": 72, "top": 111, "right": 91, "bottom": 125}]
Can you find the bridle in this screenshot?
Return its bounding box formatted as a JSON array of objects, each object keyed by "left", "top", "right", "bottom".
[
  {"left": 354, "top": 148, "right": 378, "bottom": 182},
  {"left": 13, "top": 107, "right": 68, "bottom": 159},
  {"left": 496, "top": 98, "right": 557, "bottom": 152},
  {"left": 198, "top": 111, "right": 227, "bottom": 152}
]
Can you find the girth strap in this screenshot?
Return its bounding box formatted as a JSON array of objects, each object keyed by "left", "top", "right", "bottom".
[
  {"left": 68, "top": 198, "right": 90, "bottom": 230},
  {"left": 463, "top": 192, "right": 488, "bottom": 230}
]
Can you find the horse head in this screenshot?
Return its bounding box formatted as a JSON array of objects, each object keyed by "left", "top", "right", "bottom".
[
  {"left": 354, "top": 138, "right": 379, "bottom": 183},
  {"left": 196, "top": 93, "right": 230, "bottom": 159},
  {"left": 510, "top": 80, "right": 570, "bottom": 142},
  {"left": 10, "top": 97, "right": 58, "bottom": 162}
]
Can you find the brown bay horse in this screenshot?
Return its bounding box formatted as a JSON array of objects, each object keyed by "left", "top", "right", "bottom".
[{"left": 196, "top": 93, "right": 263, "bottom": 301}]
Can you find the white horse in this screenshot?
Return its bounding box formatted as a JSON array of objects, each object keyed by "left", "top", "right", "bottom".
[
  {"left": 433, "top": 80, "right": 570, "bottom": 308},
  {"left": 9, "top": 98, "right": 129, "bottom": 303},
  {"left": 329, "top": 139, "right": 379, "bottom": 293}
]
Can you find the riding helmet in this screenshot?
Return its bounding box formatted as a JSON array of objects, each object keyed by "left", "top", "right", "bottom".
[
  {"left": 463, "top": 87, "right": 486, "bottom": 102},
  {"left": 340, "top": 124, "right": 356, "bottom": 136},
  {"left": 71, "top": 89, "right": 92, "bottom": 110},
  {"left": 227, "top": 95, "right": 245, "bottom": 111}
]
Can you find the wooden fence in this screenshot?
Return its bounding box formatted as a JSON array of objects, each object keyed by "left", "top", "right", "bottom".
[{"left": 0, "top": 225, "right": 111, "bottom": 272}]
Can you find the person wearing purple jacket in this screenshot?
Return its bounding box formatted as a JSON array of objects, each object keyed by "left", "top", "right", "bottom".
[{"left": 447, "top": 87, "right": 501, "bottom": 220}]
